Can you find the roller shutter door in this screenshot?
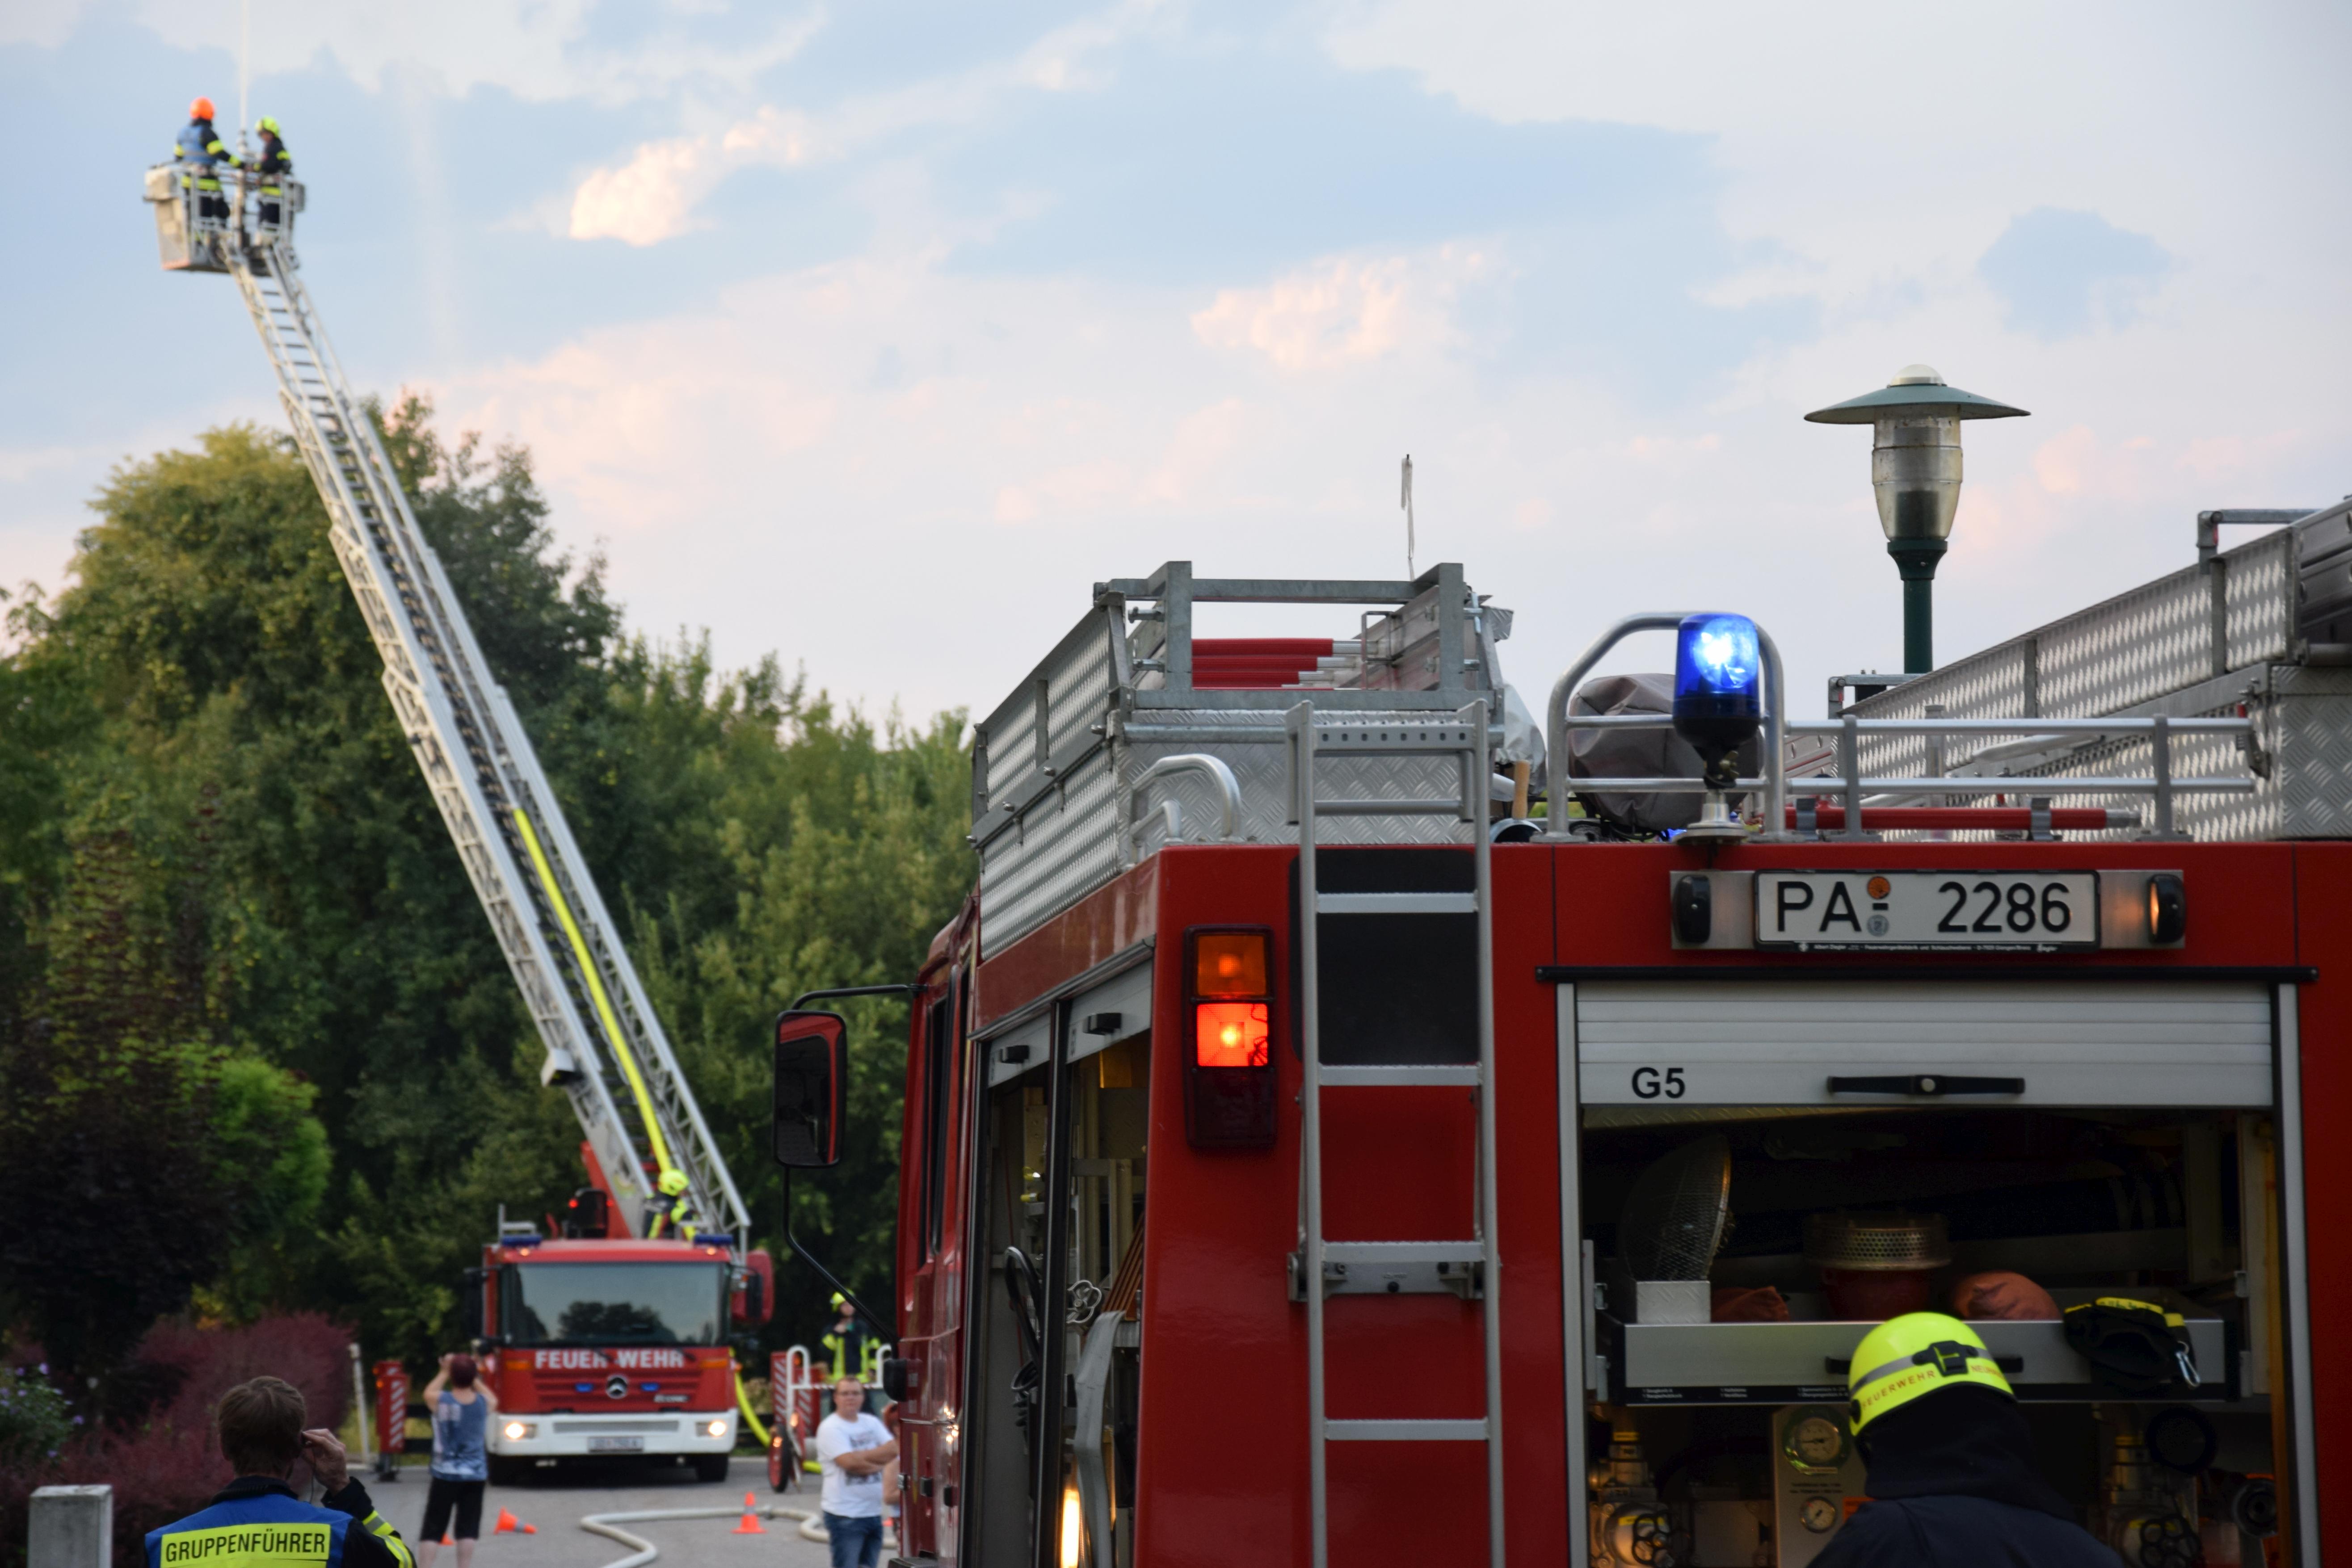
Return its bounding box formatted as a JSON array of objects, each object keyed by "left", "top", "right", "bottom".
[{"left": 1571, "top": 980, "right": 2273, "bottom": 1108}]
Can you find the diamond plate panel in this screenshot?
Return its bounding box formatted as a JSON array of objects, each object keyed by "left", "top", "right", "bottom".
[
  {"left": 1122, "top": 710, "right": 1471, "bottom": 853},
  {"left": 2039, "top": 569, "right": 2213, "bottom": 718},
  {"left": 1826, "top": 521, "right": 2352, "bottom": 844},
  {"left": 1843, "top": 642, "right": 2035, "bottom": 778},
  {"left": 2273, "top": 666, "right": 2352, "bottom": 837},
  {"left": 979, "top": 705, "right": 1478, "bottom": 957},
  {"left": 2224, "top": 530, "right": 2294, "bottom": 670}
]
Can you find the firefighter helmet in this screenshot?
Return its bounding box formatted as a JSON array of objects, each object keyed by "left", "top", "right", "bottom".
[
  {"left": 1847, "top": 1311, "right": 2014, "bottom": 1432},
  {"left": 657, "top": 1168, "right": 690, "bottom": 1197},
  {"left": 257, "top": 115, "right": 281, "bottom": 135},
  {"left": 190, "top": 97, "right": 216, "bottom": 121}
]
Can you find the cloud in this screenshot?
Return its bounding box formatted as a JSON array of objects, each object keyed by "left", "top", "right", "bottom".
[
  {"left": 558, "top": 1, "right": 1148, "bottom": 244},
  {"left": 1191, "top": 250, "right": 1490, "bottom": 371},
  {"left": 121, "top": 0, "right": 821, "bottom": 106},
  {"left": 1977, "top": 208, "right": 2171, "bottom": 341},
  {"left": 0, "top": 0, "right": 93, "bottom": 48},
  {"left": 1316, "top": 0, "right": 2340, "bottom": 328}
]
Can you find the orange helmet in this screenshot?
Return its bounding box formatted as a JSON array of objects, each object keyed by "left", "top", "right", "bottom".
[{"left": 190, "top": 96, "right": 215, "bottom": 120}]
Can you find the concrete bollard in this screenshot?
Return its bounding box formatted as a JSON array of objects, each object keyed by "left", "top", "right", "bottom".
[{"left": 29, "top": 1485, "right": 112, "bottom": 1568}]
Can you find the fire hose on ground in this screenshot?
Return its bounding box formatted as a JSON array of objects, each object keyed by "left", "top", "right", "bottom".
[{"left": 580, "top": 1503, "right": 828, "bottom": 1568}]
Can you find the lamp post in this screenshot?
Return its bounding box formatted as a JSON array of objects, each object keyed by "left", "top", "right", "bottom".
[{"left": 1805, "top": 365, "right": 2028, "bottom": 673}]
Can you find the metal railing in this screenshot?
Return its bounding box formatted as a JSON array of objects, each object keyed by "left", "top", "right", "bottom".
[
  {"left": 1541, "top": 620, "right": 2256, "bottom": 840},
  {"left": 1543, "top": 614, "right": 1789, "bottom": 841}
]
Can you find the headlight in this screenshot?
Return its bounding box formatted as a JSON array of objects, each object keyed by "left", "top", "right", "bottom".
[
  {"left": 706, "top": 1419, "right": 729, "bottom": 1437},
  {"left": 503, "top": 1421, "right": 534, "bottom": 1441}
]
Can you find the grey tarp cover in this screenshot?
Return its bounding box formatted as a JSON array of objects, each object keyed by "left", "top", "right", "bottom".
[{"left": 1566, "top": 673, "right": 1758, "bottom": 831}]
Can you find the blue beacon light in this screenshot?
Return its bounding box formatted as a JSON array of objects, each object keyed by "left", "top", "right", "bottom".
[
  {"left": 1672, "top": 614, "right": 1763, "bottom": 837},
  {"left": 1673, "top": 614, "right": 1762, "bottom": 745}
]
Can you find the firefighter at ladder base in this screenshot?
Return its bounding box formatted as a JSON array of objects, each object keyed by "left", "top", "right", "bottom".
[
  {"left": 147, "top": 1376, "right": 415, "bottom": 1568},
  {"left": 1813, "top": 1313, "right": 2121, "bottom": 1567},
  {"left": 172, "top": 97, "right": 238, "bottom": 227}
]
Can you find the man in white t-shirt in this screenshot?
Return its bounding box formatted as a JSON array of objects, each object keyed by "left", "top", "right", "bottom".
[{"left": 815, "top": 1378, "right": 897, "bottom": 1568}]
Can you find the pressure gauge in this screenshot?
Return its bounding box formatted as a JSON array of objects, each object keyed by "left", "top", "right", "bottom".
[
  {"left": 1783, "top": 1411, "right": 1850, "bottom": 1470},
  {"left": 1800, "top": 1497, "right": 1840, "bottom": 1534}
]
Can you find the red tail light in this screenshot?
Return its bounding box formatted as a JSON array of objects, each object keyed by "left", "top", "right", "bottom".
[
  {"left": 1195, "top": 1002, "right": 1271, "bottom": 1067},
  {"left": 1183, "top": 926, "right": 1277, "bottom": 1149}
]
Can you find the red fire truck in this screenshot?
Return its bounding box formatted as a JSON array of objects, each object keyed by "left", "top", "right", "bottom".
[
  {"left": 465, "top": 1226, "right": 759, "bottom": 1482},
  {"left": 774, "top": 504, "right": 2351, "bottom": 1568}
]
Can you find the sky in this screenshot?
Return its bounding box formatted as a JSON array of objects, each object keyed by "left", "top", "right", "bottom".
[{"left": 7, "top": 0, "right": 2349, "bottom": 732}]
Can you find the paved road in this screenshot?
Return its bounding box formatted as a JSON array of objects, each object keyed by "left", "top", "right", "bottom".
[{"left": 367, "top": 1457, "right": 841, "bottom": 1568}]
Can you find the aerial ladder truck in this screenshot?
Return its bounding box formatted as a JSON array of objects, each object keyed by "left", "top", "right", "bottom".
[{"left": 146, "top": 145, "right": 778, "bottom": 1482}]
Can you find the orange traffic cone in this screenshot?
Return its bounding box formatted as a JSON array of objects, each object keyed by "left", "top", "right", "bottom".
[
  {"left": 731, "top": 1492, "right": 767, "bottom": 1535},
  {"left": 493, "top": 1509, "right": 524, "bottom": 1536},
  {"left": 522, "top": 1524, "right": 537, "bottom": 1535}
]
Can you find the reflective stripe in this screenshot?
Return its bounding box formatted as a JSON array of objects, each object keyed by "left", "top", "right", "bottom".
[
  {"left": 358, "top": 1513, "right": 413, "bottom": 1568},
  {"left": 155, "top": 1524, "right": 332, "bottom": 1564},
  {"left": 1849, "top": 1350, "right": 1927, "bottom": 1395}
]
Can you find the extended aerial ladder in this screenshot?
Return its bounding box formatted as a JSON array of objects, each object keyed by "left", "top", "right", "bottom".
[{"left": 142, "top": 161, "right": 749, "bottom": 1257}]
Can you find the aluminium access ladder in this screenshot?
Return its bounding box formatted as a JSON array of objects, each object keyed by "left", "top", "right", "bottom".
[
  {"left": 1287, "top": 698, "right": 1504, "bottom": 1568},
  {"left": 204, "top": 226, "right": 749, "bottom": 1249}
]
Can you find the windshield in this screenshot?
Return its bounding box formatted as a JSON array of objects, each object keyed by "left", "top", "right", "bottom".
[{"left": 503, "top": 1263, "right": 728, "bottom": 1346}]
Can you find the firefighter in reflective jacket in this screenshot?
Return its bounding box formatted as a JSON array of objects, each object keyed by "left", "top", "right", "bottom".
[
  {"left": 1813, "top": 1313, "right": 2121, "bottom": 1568},
  {"left": 147, "top": 1375, "right": 412, "bottom": 1568},
  {"left": 173, "top": 97, "right": 239, "bottom": 227},
  {"left": 253, "top": 115, "right": 292, "bottom": 232},
  {"left": 648, "top": 1166, "right": 698, "bottom": 1241},
  {"left": 822, "top": 1293, "right": 879, "bottom": 1383}
]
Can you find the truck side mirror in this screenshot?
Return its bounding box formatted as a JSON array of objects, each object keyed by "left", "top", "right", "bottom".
[
  {"left": 774, "top": 1010, "right": 849, "bottom": 1168},
  {"left": 462, "top": 1266, "right": 487, "bottom": 1340}
]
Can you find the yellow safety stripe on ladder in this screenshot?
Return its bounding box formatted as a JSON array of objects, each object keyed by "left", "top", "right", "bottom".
[
  {"left": 511, "top": 805, "right": 681, "bottom": 1181},
  {"left": 735, "top": 1371, "right": 774, "bottom": 1448}
]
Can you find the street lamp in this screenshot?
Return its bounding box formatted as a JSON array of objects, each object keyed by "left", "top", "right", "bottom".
[{"left": 1805, "top": 365, "right": 2028, "bottom": 673}]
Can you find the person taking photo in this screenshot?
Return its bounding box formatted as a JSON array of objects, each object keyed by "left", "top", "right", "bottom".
[{"left": 417, "top": 1352, "right": 497, "bottom": 1568}]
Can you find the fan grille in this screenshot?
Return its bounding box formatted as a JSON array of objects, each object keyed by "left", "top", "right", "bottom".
[
  {"left": 1803, "top": 1210, "right": 1951, "bottom": 1271},
  {"left": 1617, "top": 1135, "right": 1732, "bottom": 1281}
]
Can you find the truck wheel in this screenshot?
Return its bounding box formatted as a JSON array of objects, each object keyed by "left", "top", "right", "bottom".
[{"left": 694, "top": 1454, "right": 731, "bottom": 1484}]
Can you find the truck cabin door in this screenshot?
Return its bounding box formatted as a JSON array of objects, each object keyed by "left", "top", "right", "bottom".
[{"left": 964, "top": 958, "right": 1152, "bottom": 1568}]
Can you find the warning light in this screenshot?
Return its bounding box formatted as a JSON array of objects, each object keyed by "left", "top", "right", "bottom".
[
  {"left": 1193, "top": 931, "right": 1268, "bottom": 997},
  {"left": 1195, "top": 1002, "right": 1270, "bottom": 1068},
  {"left": 1182, "top": 926, "right": 1277, "bottom": 1151}
]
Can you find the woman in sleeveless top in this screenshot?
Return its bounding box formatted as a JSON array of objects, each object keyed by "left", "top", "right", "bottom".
[{"left": 419, "top": 1352, "right": 498, "bottom": 1567}]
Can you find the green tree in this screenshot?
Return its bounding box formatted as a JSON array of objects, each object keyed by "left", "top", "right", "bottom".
[
  {"left": 0, "top": 804, "right": 232, "bottom": 1384},
  {"left": 0, "top": 399, "right": 973, "bottom": 1371}
]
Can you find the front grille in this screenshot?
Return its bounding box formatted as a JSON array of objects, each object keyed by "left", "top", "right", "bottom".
[{"left": 550, "top": 1419, "right": 683, "bottom": 1435}]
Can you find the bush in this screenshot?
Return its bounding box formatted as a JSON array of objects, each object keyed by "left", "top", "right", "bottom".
[{"left": 0, "top": 1364, "right": 73, "bottom": 1471}]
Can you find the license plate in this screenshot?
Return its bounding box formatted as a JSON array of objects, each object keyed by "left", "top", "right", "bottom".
[
  {"left": 587, "top": 1436, "right": 644, "bottom": 1453},
  {"left": 1754, "top": 870, "right": 2099, "bottom": 950}
]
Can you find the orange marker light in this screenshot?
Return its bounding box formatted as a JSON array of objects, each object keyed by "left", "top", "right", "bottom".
[
  {"left": 1195, "top": 1002, "right": 1271, "bottom": 1068},
  {"left": 1182, "top": 924, "right": 1278, "bottom": 1149},
  {"left": 1193, "top": 931, "right": 1268, "bottom": 997}
]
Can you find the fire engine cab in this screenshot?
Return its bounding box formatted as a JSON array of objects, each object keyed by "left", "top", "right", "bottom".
[{"left": 774, "top": 499, "right": 2351, "bottom": 1568}]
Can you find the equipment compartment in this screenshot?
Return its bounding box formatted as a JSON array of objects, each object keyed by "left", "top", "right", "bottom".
[
  {"left": 1600, "top": 1286, "right": 2229, "bottom": 1406},
  {"left": 1574, "top": 1102, "right": 2287, "bottom": 1568}
]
